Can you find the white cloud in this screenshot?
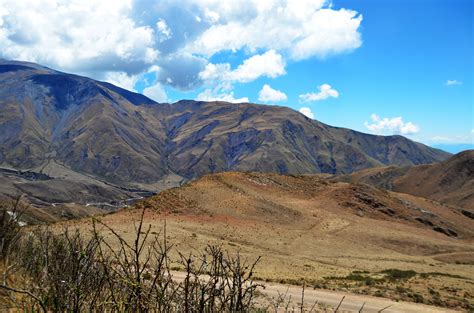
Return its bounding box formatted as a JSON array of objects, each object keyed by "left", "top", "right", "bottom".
[
  {"left": 299, "top": 107, "right": 314, "bottom": 119},
  {"left": 156, "top": 18, "right": 172, "bottom": 42},
  {"left": 258, "top": 84, "right": 287, "bottom": 102},
  {"left": 196, "top": 86, "right": 248, "bottom": 103},
  {"left": 203, "top": 8, "right": 220, "bottom": 23},
  {"left": 199, "top": 63, "right": 231, "bottom": 81},
  {"left": 291, "top": 9, "right": 363, "bottom": 60},
  {"left": 364, "top": 114, "right": 420, "bottom": 135},
  {"left": 229, "top": 50, "right": 286, "bottom": 82},
  {"left": 0, "top": 0, "right": 363, "bottom": 93},
  {"left": 187, "top": 1, "right": 362, "bottom": 60},
  {"left": 299, "top": 84, "right": 339, "bottom": 102},
  {"left": 0, "top": 0, "right": 157, "bottom": 78},
  {"left": 199, "top": 50, "right": 285, "bottom": 84},
  {"left": 104, "top": 72, "right": 139, "bottom": 91},
  {"left": 445, "top": 79, "right": 462, "bottom": 86},
  {"left": 198, "top": 50, "right": 285, "bottom": 103},
  {"left": 143, "top": 83, "right": 168, "bottom": 103}
]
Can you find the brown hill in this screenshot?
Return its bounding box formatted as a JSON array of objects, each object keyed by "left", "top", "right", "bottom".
[
  {"left": 66, "top": 171, "right": 474, "bottom": 308},
  {"left": 333, "top": 150, "right": 474, "bottom": 211},
  {"left": 135, "top": 171, "right": 472, "bottom": 239},
  {"left": 0, "top": 60, "right": 449, "bottom": 197}
]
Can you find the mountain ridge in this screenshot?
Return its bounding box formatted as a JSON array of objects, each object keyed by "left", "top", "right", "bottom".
[
  {"left": 0, "top": 60, "right": 450, "bottom": 193},
  {"left": 333, "top": 150, "right": 474, "bottom": 210}
]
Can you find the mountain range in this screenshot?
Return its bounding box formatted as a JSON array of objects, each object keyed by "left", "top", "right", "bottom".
[
  {"left": 0, "top": 60, "right": 451, "bottom": 212},
  {"left": 334, "top": 150, "right": 474, "bottom": 211}
]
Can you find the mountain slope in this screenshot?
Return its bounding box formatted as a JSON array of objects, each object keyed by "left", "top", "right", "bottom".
[
  {"left": 136, "top": 171, "right": 473, "bottom": 239},
  {"left": 333, "top": 150, "right": 474, "bottom": 210},
  {"left": 150, "top": 101, "right": 449, "bottom": 180},
  {"left": 68, "top": 171, "right": 474, "bottom": 309},
  {"left": 0, "top": 60, "right": 450, "bottom": 194}
]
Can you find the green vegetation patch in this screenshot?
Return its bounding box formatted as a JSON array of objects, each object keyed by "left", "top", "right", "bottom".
[
  {"left": 420, "top": 272, "right": 469, "bottom": 280},
  {"left": 380, "top": 268, "right": 417, "bottom": 280},
  {"left": 324, "top": 268, "right": 467, "bottom": 284},
  {"left": 324, "top": 272, "right": 386, "bottom": 286}
]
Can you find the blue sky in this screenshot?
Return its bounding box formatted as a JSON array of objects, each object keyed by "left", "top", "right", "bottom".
[{"left": 0, "top": 0, "right": 472, "bottom": 151}]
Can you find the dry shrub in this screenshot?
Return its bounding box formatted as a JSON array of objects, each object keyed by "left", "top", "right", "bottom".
[
  {"left": 0, "top": 206, "right": 263, "bottom": 312},
  {"left": 0, "top": 198, "right": 25, "bottom": 259}
]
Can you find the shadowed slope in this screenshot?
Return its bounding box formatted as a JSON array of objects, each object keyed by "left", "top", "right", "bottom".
[{"left": 333, "top": 150, "right": 474, "bottom": 210}]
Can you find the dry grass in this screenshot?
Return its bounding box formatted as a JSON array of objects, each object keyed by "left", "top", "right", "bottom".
[
  {"left": 59, "top": 172, "right": 474, "bottom": 310},
  {"left": 1, "top": 205, "right": 267, "bottom": 312}
]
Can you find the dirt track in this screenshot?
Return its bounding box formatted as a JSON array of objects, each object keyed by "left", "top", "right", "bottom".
[
  {"left": 170, "top": 271, "right": 457, "bottom": 312},
  {"left": 258, "top": 281, "right": 457, "bottom": 312}
]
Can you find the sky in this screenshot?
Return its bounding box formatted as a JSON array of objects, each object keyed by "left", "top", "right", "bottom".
[{"left": 0, "top": 0, "right": 472, "bottom": 151}]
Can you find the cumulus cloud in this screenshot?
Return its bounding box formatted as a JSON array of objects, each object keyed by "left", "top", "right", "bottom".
[
  {"left": 229, "top": 50, "right": 286, "bottom": 82},
  {"left": 143, "top": 83, "right": 168, "bottom": 103},
  {"left": 290, "top": 9, "right": 363, "bottom": 60},
  {"left": 104, "top": 72, "right": 140, "bottom": 91},
  {"left": 299, "top": 107, "right": 315, "bottom": 119},
  {"left": 156, "top": 18, "right": 172, "bottom": 42},
  {"left": 445, "top": 79, "right": 462, "bottom": 86},
  {"left": 187, "top": 1, "right": 362, "bottom": 60},
  {"left": 196, "top": 86, "right": 249, "bottom": 103},
  {"left": 0, "top": 0, "right": 157, "bottom": 78},
  {"left": 199, "top": 50, "right": 285, "bottom": 84},
  {"left": 0, "top": 0, "right": 363, "bottom": 94},
  {"left": 299, "top": 84, "right": 339, "bottom": 102},
  {"left": 198, "top": 50, "right": 285, "bottom": 102},
  {"left": 199, "top": 63, "right": 231, "bottom": 81},
  {"left": 364, "top": 114, "right": 420, "bottom": 135},
  {"left": 258, "top": 84, "right": 287, "bottom": 102}
]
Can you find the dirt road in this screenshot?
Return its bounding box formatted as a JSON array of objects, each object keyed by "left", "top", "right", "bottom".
[
  {"left": 259, "top": 280, "right": 457, "bottom": 312},
  {"left": 171, "top": 271, "right": 458, "bottom": 312}
]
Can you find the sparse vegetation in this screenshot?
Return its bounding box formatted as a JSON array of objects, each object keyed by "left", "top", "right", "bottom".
[
  {"left": 0, "top": 198, "right": 25, "bottom": 259},
  {"left": 318, "top": 268, "right": 474, "bottom": 310},
  {"left": 1, "top": 205, "right": 265, "bottom": 312},
  {"left": 420, "top": 272, "right": 468, "bottom": 280},
  {"left": 1, "top": 195, "right": 472, "bottom": 312},
  {"left": 380, "top": 269, "right": 417, "bottom": 281}
]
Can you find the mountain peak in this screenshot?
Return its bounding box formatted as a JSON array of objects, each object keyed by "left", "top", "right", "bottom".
[{"left": 0, "top": 60, "right": 158, "bottom": 110}]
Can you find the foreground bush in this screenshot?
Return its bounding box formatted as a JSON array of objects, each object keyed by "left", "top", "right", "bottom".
[
  {"left": 0, "top": 198, "right": 25, "bottom": 259},
  {"left": 0, "top": 206, "right": 262, "bottom": 312}
]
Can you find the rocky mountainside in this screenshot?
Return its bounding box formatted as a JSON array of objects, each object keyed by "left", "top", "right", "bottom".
[
  {"left": 334, "top": 150, "right": 474, "bottom": 211},
  {"left": 0, "top": 60, "right": 449, "bottom": 199}
]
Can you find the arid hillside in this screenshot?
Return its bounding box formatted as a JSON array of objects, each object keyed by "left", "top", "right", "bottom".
[
  {"left": 0, "top": 60, "right": 453, "bottom": 220},
  {"left": 333, "top": 150, "right": 474, "bottom": 211},
  {"left": 1, "top": 60, "right": 449, "bottom": 190},
  {"left": 67, "top": 172, "right": 474, "bottom": 309}
]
